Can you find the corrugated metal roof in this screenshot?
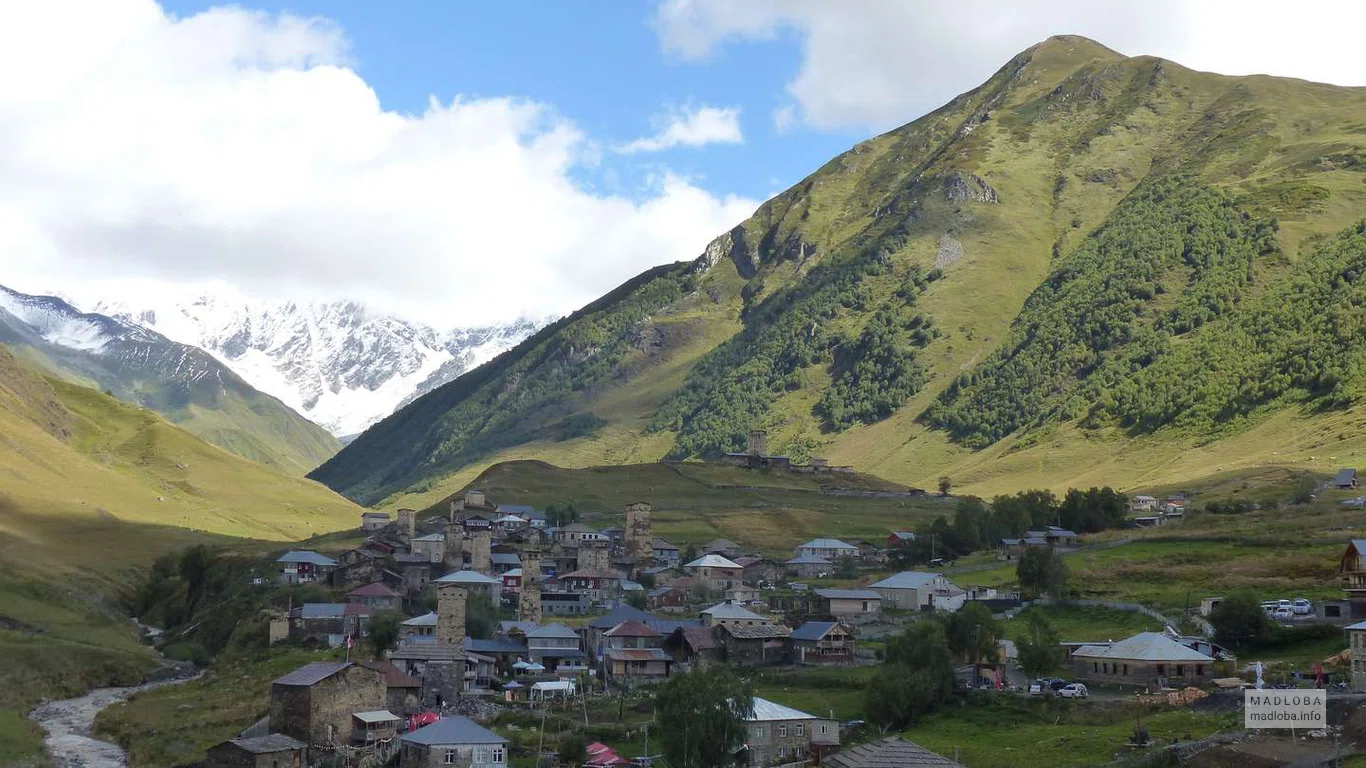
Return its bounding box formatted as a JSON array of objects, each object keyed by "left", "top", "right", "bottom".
[
  {"left": 684, "top": 554, "right": 742, "bottom": 569},
  {"left": 791, "top": 621, "right": 838, "bottom": 642},
  {"left": 588, "top": 604, "right": 652, "bottom": 629},
  {"left": 1071, "top": 632, "right": 1214, "bottom": 662},
  {"left": 823, "top": 736, "right": 964, "bottom": 768},
  {"left": 401, "top": 716, "right": 507, "bottom": 747},
  {"left": 299, "top": 603, "right": 347, "bottom": 619},
  {"left": 402, "top": 611, "right": 437, "bottom": 627},
  {"left": 436, "top": 570, "right": 501, "bottom": 585},
  {"left": 604, "top": 620, "right": 661, "bottom": 638},
  {"left": 353, "top": 710, "right": 400, "bottom": 723},
  {"left": 466, "top": 637, "right": 528, "bottom": 654},
  {"left": 277, "top": 551, "right": 337, "bottom": 566},
  {"left": 747, "top": 696, "right": 817, "bottom": 722},
  {"left": 228, "top": 734, "right": 307, "bottom": 754},
  {"left": 412, "top": 533, "right": 445, "bottom": 542},
  {"left": 1346, "top": 621, "right": 1366, "bottom": 631},
  {"left": 604, "top": 648, "right": 671, "bottom": 661},
  {"left": 525, "top": 623, "right": 579, "bottom": 639},
  {"left": 815, "top": 589, "right": 881, "bottom": 600},
  {"left": 869, "top": 572, "right": 942, "bottom": 590},
  {"left": 719, "top": 623, "right": 791, "bottom": 639},
  {"left": 797, "top": 538, "right": 857, "bottom": 551},
  {"left": 785, "top": 555, "right": 832, "bottom": 565},
  {"left": 559, "top": 568, "right": 621, "bottom": 580},
  {"left": 701, "top": 602, "right": 765, "bottom": 620},
  {"left": 673, "top": 625, "right": 718, "bottom": 650},
  {"left": 389, "top": 644, "right": 463, "bottom": 661},
  {"left": 490, "top": 553, "right": 522, "bottom": 565},
  {"left": 273, "top": 661, "right": 351, "bottom": 687}
]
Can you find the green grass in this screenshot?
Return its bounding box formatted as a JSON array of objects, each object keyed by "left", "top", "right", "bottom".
[
  {"left": 1006, "top": 605, "right": 1163, "bottom": 643},
  {"left": 750, "top": 666, "right": 877, "bottom": 722},
  {"left": 0, "top": 710, "right": 48, "bottom": 768}
]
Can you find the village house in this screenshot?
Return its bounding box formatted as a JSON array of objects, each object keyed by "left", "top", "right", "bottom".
[
  {"left": 718, "top": 623, "right": 793, "bottom": 666},
  {"left": 701, "top": 538, "right": 743, "bottom": 558},
  {"left": 467, "top": 636, "right": 529, "bottom": 677},
  {"left": 1072, "top": 632, "right": 1216, "bottom": 687},
  {"left": 886, "top": 531, "right": 917, "bottom": 549},
  {"left": 584, "top": 605, "right": 654, "bottom": 655},
  {"left": 648, "top": 583, "right": 688, "bottom": 611},
  {"left": 555, "top": 522, "right": 602, "bottom": 544},
  {"left": 1340, "top": 540, "right": 1366, "bottom": 618},
  {"left": 701, "top": 600, "right": 770, "bottom": 628},
  {"left": 525, "top": 623, "right": 586, "bottom": 673},
  {"left": 652, "top": 538, "right": 681, "bottom": 565},
  {"left": 276, "top": 551, "right": 337, "bottom": 585},
  {"left": 269, "top": 662, "right": 387, "bottom": 747},
  {"left": 868, "top": 572, "right": 964, "bottom": 612},
  {"left": 351, "top": 710, "right": 402, "bottom": 747},
  {"left": 541, "top": 590, "right": 591, "bottom": 616},
  {"left": 733, "top": 556, "right": 782, "bottom": 585},
  {"left": 399, "top": 716, "right": 508, "bottom": 768},
  {"left": 435, "top": 570, "right": 502, "bottom": 603},
  {"left": 664, "top": 625, "right": 722, "bottom": 667},
  {"left": 345, "top": 582, "right": 403, "bottom": 612},
  {"left": 784, "top": 554, "right": 833, "bottom": 579},
  {"left": 500, "top": 568, "right": 522, "bottom": 595},
  {"left": 1130, "top": 495, "right": 1159, "bottom": 513},
  {"left": 726, "top": 584, "right": 760, "bottom": 604},
  {"left": 684, "top": 553, "right": 745, "bottom": 591},
  {"left": 289, "top": 603, "right": 370, "bottom": 647},
  {"left": 824, "top": 737, "right": 965, "bottom": 768},
  {"left": 489, "top": 552, "right": 521, "bottom": 574},
  {"left": 392, "top": 553, "right": 434, "bottom": 593},
  {"left": 1338, "top": 469, "right": 1360, "bottom": 489},
  {"left": 557, "top": 568, "right": 622, "bottom": 602},
  {"left": 792, "top": 621, "right": 855, "bottom": 664},
  {"left": 794, "top": 538, "right": 858, "bottom": 562},
  {"left": 409, "top": 533, "right": 444, "bottom": 564},
  {"left": 810, "top": 589, "right": 882, "bottom": 620},
  {"left": 361, "top": 511, "right": 392, "bottom": 531},
  {"left": 358, "top": 660, "right": 422, "bottom": 715},
  {"left": 741, "top": 697, "right": 839, "bottom": 767},
  {"left": 601, "top": 621, "right": 673, "bottom": 683},
  {"left": 1347, "top": 621, "right": 1366, "bottom": 691},
  {"left": 205, "top": 734, "right": 307, "bottom": 768},
  {"left": 400, "top": 612, "right": 436, "bottom": 644}
]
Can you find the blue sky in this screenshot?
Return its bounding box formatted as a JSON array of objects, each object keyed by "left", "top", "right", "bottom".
[{"left": 158, "top": 0, "right": 863, "bottom": 203}]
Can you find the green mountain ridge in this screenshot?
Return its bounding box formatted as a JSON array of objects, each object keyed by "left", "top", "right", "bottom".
[{"left": 313, "top": 35, "right": 1366, "bottom": 506}]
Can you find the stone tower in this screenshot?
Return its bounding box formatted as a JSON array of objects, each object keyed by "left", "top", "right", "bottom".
[
  {"left": 469, "top": 530, "right": 492, "bottom": 574},
  {"left": 443, "top": 522, "right": 467, "bottom": 570},
  {"left": 747, "top": 430, "right": 768, "bottom": 457},
  {"left": 518, "top": 550, "right": 542, "bottom": 624},
  {"left": 577, "top": 540, "right": 611, "bottom": 573},
  {"left": 449, "top": 498, "right": 465, "bottom": 523},
  {"left": 436, "top": 583, "right": 468, "bottom": 650},
  {"left": 396, "top": 508, "right": 415, "bottom": 545},
  {"left": 625, "top": 502, "right": 652, "bottom": 561}
]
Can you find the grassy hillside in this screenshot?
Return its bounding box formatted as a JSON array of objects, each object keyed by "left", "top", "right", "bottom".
[
  {"left": 0, "top": 344, "right": 361, "bottom": 758},
  {"left": 316, "top": 35, "right": 1366, "bottom": 507}
]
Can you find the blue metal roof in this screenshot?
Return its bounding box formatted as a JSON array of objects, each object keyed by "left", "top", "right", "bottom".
[
  {"left": 791, "top": 621, "right": 838, "bottom": 642},
  {"left": 277, "top": 550, "right": 337, "bottom": 566},
  {"left": 401, "top": 716, "right": 507, "bottom": 747}
]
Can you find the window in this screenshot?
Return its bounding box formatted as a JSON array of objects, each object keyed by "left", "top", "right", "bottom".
[
  {"left": 476, "top": 747, "right": 489, "bottom": 763},
  {"left": 1157, "top": 664, "right": 1166, "bottom": 676},
  {"left": 778, "top": 724, "right": 787, "bottom": 737},
  {"left": 795, "top": 723, "right": 804, "bottom": 736},
  {"left": 1196, "top": 665, "right": 1204, "bottom": 676},
  {"left": 444, "top": 748, "right": 458, "bottom": 765},
  {"left": 491, "top": 745, "right": 506, "bottom": 763},
  {"left": 778, "top": 747, "right": 788, "bottom": 758},
  {"left": 754, "top": 726, "right": 765, "bottom": 738},
  {"left": 1092, "top": 662, "right": 1098, "bottom": 672},
  {"left": 1176, "top": 665, "right": 1185, "bottom": 676},
  {"left": 1123, "top": 664, "right": 1128, "bottom": 675}
]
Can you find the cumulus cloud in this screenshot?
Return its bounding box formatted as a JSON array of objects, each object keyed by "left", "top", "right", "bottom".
[
  {"left": 655, "top": 0, "right": 1366, "bottom": 131},
  {"left": 617, "top": 105, "right": 744, "bottom": 154},
  {"left": 0, "top": 1, "right": 756, "bottom": 327}
]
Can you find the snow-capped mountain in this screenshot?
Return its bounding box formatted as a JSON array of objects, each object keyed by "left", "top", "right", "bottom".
[
  {"left": 88, "top": 294, "right": 544, "bottom": 438},
  {"left": 0, "top": 283, "right": 341, "bottom": 474}
]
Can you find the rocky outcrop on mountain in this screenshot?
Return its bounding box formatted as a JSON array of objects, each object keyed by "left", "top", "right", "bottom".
[{"left": 943, "top": 172, "right": 999, "bottom": 203}]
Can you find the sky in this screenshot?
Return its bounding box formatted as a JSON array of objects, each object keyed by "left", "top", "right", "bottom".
[{"left": 4, "top": 1, "right": 1366, "bottom": 327}]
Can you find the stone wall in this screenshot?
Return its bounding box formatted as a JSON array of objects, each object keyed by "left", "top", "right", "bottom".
[
  {"left": 269, "top": 664, "right": 386, "bottom": 747},
  {"left": 625, "top": 503, "right": 652, "bottom": 561},
  {"left": 577, "top": 541, "right": 611, "bottom": 573}
]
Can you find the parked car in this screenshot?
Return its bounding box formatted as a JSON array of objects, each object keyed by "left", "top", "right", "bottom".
[
  {"left": 1292, "top": 598, "right": 1313, "bottom": 615},
  {"left": 1272, "top": 606, "right": 1294, "bottom": 621},
  {"left": 1059, "top": 683, "right": 1089, "bottom": 699},
  {"left": 1029, "top": 677, "right": 1067, "bottom": 694}
]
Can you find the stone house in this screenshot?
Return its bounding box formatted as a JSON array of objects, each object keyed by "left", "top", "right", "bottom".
[
  {"left": 269, "top": 662, "right": 386, "bottom": 747},
  {"left": 526, "top": 623, "right": 586, "bottom": 672},
  {"left": 651, "top": 538, "right": 680, "bottom": 565},
  {"left": 810, "top": 589, "right": 882, "bottom": 619},
  {"left": 784, "top": 555, "right": 833, "bottom": 579},
  {"left": 1340, "top": 540, "right": 1366, "bottom": 617},
  {"left": 1347, "top": 621, "right": 1366, "bottom": 691},
  {"left": 358, "top": 660, "right": 423, "bottom": 716},
  {"left": 601, "top": 621, "right": 673, "bottom": 683},
  {"left": 726, "top": 585, "right": 760, "bottom": 604},
  {"left": 717, "top": 623, "right": 792, "bottom": 667},
  {"left": 555, "top": 522, "right": 602, "bottom": 544},
  {"left": 289, "top": 603, "right": 370, "bottom": 647},
  {"left": 393, "top": 553, "right": 435, "bottom": 593},
  {"left": 410, "top": 534, "right": 445, "bottom": 564},
  {"left": 742, "top": 697, "right": 839, "bottom": 767},
  {"left": 276, "top": 551, "right": 337, "bottom": 585},
  {"left": 867, "top": 572, "right": 961, "bottom": 611},
  {"left": 733, "top": 556, "right": 782, "bottom": 585},
  {"left": 361, "top": 511, "right": 392, "bottom": 531},
  {"left": 664, "top": 625, "right": 722, "bottom": 667},
  {"left": 792, "top": 621, "right": 855, "bottom": 664},
  {"left": 541, "top": 590, "right": 591, "bottom": 616},
  {"left": 345, "top": 582, "right": 403, "bottom": 612},
  {"left": 557, "top": 568, "right": 622, "bottom": 602},
  {"left": 701, "top": 538, "right": 743, "bottom": 558},
  {"left": 823, "top": 736, "right": 964, "bottom": 768},
  {"left": 1072, "top": 632, "right": 1216, "bottom": 687},
  {"left": 204, "top": 734, "right": 307, "bottom": 768},
  {"left": 399, "top": 716, "right": 508, "bottom": 768},
  {"left": 684, "top": 554, "right": 744, "bottom": 591}
]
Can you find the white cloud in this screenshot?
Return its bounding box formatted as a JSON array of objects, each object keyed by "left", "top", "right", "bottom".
[
  {"left": 618, "top": 105, "right": 743, "bottom": 154},
  {"left": 655, "top": 0, "right": 1366, "bottom": 131},
  {"left": 0, "top": 1, "right": 756, "bottom": 327}
]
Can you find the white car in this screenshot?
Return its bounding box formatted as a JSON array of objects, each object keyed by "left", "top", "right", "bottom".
[
  {"left": 1292, "top": 598, "right": 1313, "bottom": 615},
  {"left": 1059, "top": 683, "right": 1089, "bottom": 699},
  {"left": 1272, "top": 606, "right": 1294, "bottom": 621}
]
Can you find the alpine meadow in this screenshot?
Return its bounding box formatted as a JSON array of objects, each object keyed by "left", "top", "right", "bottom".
[{"left": 314, "top": 36, "right": 1366, "bottom": 508}]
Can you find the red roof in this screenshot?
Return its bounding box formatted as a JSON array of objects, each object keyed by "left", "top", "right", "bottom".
[
  {"left": 346, "top": 581, "right": 401, "bottom": 598},
  {"left": 343, "top": 602, "right": 373, "bottom": 617},
  {"left": 586, "top": 742, "right": 630, "bottom": 767},
  {"left": 604, "top": 620, "right": 661, "bottom": 638},
  {"left": 358, "top": 660, "right": 422, "bottom": 689}
]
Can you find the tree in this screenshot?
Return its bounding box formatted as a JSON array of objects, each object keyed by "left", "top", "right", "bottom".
[
  {"left": 466, "top": 591, "right": 498, "bottom": 640},
  {"left": 942, "top": 601, "right": 1002, "bottom": 665},
  {"left": 558, "top": 732, "right": 588, "bottom": 767},
  {"left": 952, "top": 496, "right": 991, "bottom": 553},
  {"left": 178, "top": 545, "right": 216, "bottom": 616},
  {"left": 1017, "top": 612, "right": 1062, "bottom": 679},
  {"left": 1017, "top": 547, "right": 1069, "bottom": 599},
  {"left": 367, "top": 611, "right": 403, "bottom": 657},
  {"left": 1291, "top": 473, "right": 1317, "bottom": 505},
  {"left": 865, "top": 621, "right": 956, "bottom": 729},
  {"left": 655, "top": 667, "right": 755, "bottom": 768},
  {"left": 835, "top": 554, "right": 858, "bottom": 580},
  {"left": 938, "top": 476, "right": 952, "bottom": 496},
  {"left": 1210, "top": 591, "right": 1271, "bottom": 649},
  {"left": 625, "top": 591, "right": 648, "bottom": 610}
]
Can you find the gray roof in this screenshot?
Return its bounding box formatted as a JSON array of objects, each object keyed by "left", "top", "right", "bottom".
[
  {"left": 277, "top": 550, "right": 337, "bottom": 566},
  {"left": 490, "top": 553, "right": 522, "bottom": 565},
  {"left": 273, "top": 661, "right": 351, "bottom": 687},
  {"left": 412, "top": 533, "right": 444, "bottom": 542},
  {"left": 652, "top": 538, "right": 679, "bottom": 551},
  {"left": 797, "top": 538, "right": 857, "bottom": 551},
  {"left": 890, "top": 531, "right": 916, "bottom": 541},
  {"left": 785, "top": 554, "right": 833, "bottom": 565},
  {"left": 435, "top": 570, "right": 502, "bottom": 585},
  {"left": 720, "top": 623, "right": 791, "bottom": 639},
  {"left": 498, "top": 620, "right": 541, "bottom": 634},
  {"left": 1338, "top": 468, "right": 1359, "bottom": 484},
  {"left": 467, "top": 637, "right": 528, "bottom": 654},
  {"left": 389, "top": 644, "right": 463, "bottom": 661},
  {"left": 588, "top": 604, "right": 653, "bottom": 629},
  {"left": 824, "top": 736, "right": 965, "bottom": 768},
  {"left": 499, "top": 504, "right": 537, "bottom": 514},
  {"left": 1071, "top": 632, "right": 1214, "bottom": 663},
  {"left": 401, "top": 715, "right": 507, "bottom": 747},
  {"left": 402, "top": 612, "right": 437, "bottom": 627},
  {"left": 353, "top": 710, "right": 400, "bottom": 724},
  {"left": 791, "top": 621, "right": 839, "bottom": 642},
  {"left": 526, "top": 622, "right": 579, "bottom": 639},
  {"left": 300, "top": 603, "right": 347, "bottom": 619},
  {"left": 815, "top": 589, "right": 881, "bottom": 600},
  {"left": 701, "top": 602, "right": 765, "bottom": 621},
  {"left": 747, "top": 696, "right": 818, "bottom": 722},
  {"left": 227, "top": 734, "right": 307, "bottom": 754},
  {"left": 684, "top": 554, "right": 743, "bottom": 569},
  {"left": 869, "top": 572, "right": 942, "bottom": 590}
]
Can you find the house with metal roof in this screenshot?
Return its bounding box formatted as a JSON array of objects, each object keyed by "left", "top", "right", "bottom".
[
  {"left": 716, "top": 623, "right": 793, "bottom": 667},
  {"left": 811, "top": 589, "right": 882, "bottom": 619},
  {"left": 1071, "top": 632, "right": 1216, "bottom": 686},
  {"left": 794, "top": 538, "right": 858, "bottom": 561},
  {"left": 823, "top": 736, "right": 964, "bottom": 768},
  {"left": 345, "top": 581, "right": 403, "bottom": 611},
  {"left": 701, "top": 600, "right": 769, "bottom": 628},
  {"left": 684, "top": 554, "right": 744, "bottom": 591},
  {"left": 791, "top": 621, "right": 855, "bottom": 664},
  {"left": 741, "top": 697, "right": 839, "bottom": 767},
  {"left": 269, "top": 662, "right": 386, "bottom": 747},
  {"left": 276, "top": 551, "right": 337, "bottom": 585},
  {"left": 525, "top": 623, "right": 585, "bottom": 672},
  {"left": 204, "top": 733, "right": 307, "bottom": 768},
  {"left": 488, "top": 552, "right": 521, "bottom": 574},
  {"left": 399, "top": 715, "right": 508, "bottom": 767},
  {"left": 651, "top": 538, "right": 681, "bottom": 564},
  {"left": 1340, "top": 540, "right": 1366, "bottom": 605},
  {"left": 602, "top": 621, "right": 672, "bottom": 682},
  {"left": 1338, "top": 468, "right": 1360, "bottom": 489},
  {"left": 867, "top": 572, "right": 961, "bottom": 611},
  {"left": 701, "top": 538, "right": 743, "bottom": 557}
]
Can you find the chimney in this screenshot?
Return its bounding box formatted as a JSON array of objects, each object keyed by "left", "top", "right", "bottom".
[{"left": 436, "top": 583, "right": 468, "bottom": 651}]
